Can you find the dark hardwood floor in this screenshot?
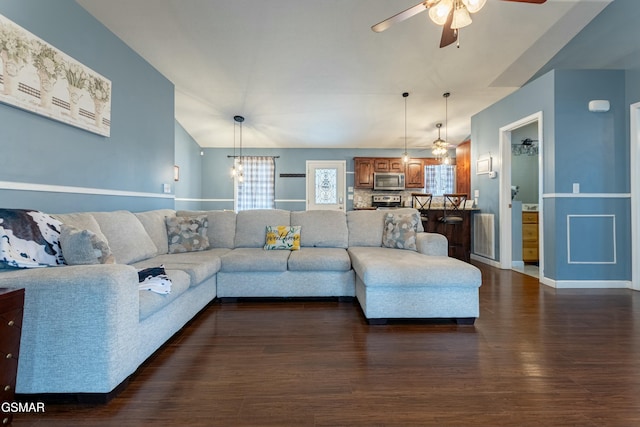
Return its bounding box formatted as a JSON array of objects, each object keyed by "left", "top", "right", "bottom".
[{"left": 12, "top": 263, "right": 640, "bottom": 426}]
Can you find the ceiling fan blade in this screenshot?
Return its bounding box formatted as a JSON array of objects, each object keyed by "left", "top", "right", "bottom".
[
  {"left": 501, "top": 0, "right": 547, "bottom": 3},
  {"left": 371, "top": 1, "right": 434, "bottom": 33},
  {"left": 439, "top": 9, "right": 457, "bottom": 48}
]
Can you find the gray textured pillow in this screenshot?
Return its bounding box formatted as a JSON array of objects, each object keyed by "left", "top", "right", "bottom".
[
  {"left": 165, "top": 215, "right": 210, "bottom": 253},
  {"left": 60, "top": 224, "right": 115, "bottom": 265},
  {"left": 382, "top": 212, "right": 419, "bottom": 251}
]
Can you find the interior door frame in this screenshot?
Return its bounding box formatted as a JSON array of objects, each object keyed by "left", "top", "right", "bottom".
[
  {"left": 631, "top": 102, "right": 640, "bottom": 291},
  {"left": 499, "top": 111, "right": 544, "bottom": 280},
  {"left": 306, "top": 160, "right": 346, "bottom": 211}
]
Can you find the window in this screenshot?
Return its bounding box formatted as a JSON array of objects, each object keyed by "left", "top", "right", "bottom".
[
  {"left": 235, "top": 156, "right": 275, "bottom": 211},
  {"left": 425, "top": 164, "right": 456, "bottom": 196}
]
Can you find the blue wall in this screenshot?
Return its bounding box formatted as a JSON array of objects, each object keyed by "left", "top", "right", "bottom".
[
  {"left": 471, "top": 70, "right": 555, "bottom": 263},
  {"left": 0, "top": 0, "right": 175, "bottom": 213},
  {"left": 471, "top": 69, "right": 633, "bottom": 283},
  {"left": 174, "top": 120, "right": 203, "bottom": 211}
]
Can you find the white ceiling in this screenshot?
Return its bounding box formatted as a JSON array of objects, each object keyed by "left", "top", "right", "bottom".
[{"left": 76, "top": 0, "right": 611, "bottom": 149}]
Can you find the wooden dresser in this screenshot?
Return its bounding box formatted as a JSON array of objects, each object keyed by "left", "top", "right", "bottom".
[
  {"left": 0, "top": 288, "right": 25, "bottom": 426},
  {"left": 522, "top": 211, "right": 539, "bottom": 263}
]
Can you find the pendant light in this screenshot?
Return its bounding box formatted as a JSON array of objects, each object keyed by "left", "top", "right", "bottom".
[
  {"left": 230, "top": 118, "right": 237, "bottom": 178},
  {"left": 402, "top": 92, "right": 410, "bottom": 163},
  {"left": 234, "top": 115, "right": 245, "bottom": 183},
  {"left": 431, "top": 92, "right": 451, "bottom": 163}
]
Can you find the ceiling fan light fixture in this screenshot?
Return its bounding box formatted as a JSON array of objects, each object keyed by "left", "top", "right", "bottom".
[
  {"left": 461, "top": 0, "right": 486, "bottom": 14},
  {"left": 451, "top": 5, "right": 472, "bottom": 29},
  {"left": 428, "top": 0, "right": 453, "bottom": 26}
]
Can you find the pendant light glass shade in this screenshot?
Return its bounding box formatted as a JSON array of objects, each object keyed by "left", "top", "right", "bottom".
[
  {"left": 462, "top": 0, "right": 486, "bottom": 14},
  {"left": 428, "top": 0, "right": 453, "bottom": 26},
  {"left": 451, "top": 5, "right": 472, "bottom": 29}
]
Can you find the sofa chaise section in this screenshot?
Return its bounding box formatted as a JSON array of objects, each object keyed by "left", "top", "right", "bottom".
[{"left": 346, "top": 209, "right": 482, "bottom": 324}]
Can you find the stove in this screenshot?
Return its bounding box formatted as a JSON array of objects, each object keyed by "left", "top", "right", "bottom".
[{"left": 371, "top": 194, "right": 402, "bottom": 209}]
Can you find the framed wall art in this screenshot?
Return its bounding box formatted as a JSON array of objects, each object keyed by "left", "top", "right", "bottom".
[{"left": 0, "top": 13, "right": 111, "bottom": 136}]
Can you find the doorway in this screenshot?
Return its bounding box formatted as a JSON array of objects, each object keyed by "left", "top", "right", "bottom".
[
  {"left": 306, "top": 160, "right": 346, "bottom": 211},
  {"left": 499, "top": 112, "right": 544, "bottom": 281}
]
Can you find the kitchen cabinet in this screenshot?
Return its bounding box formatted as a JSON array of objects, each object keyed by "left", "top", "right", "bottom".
[
  {"left": 522, "top": 211, "right": 539, "bottom": 263},
  {"left": 354, "top": 157, "right": 427, "bottom": 189},
  {"left": 456, "top": 139, "right": 471, "bottom": 196},
  {"left": 354, "top": 158, "right": 375, "bottom": 188},
  {"left": 405, "top": 159, "right": 424, "bottom": 188}
]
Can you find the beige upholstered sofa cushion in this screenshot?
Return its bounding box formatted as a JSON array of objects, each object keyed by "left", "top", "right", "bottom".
[
  {"left": 135, "top": 209, "right": 176, "bottom": 255},
  {"left": 234, "top": 209, "right": 290, "bottom": 248},
  {"left": 290, "top": 210, "right": 348, "bottom": 248},
  {"left": 91, "top": 210, "right": 157, "bottom": 264}
]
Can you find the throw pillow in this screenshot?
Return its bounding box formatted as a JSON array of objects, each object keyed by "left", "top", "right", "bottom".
[
  {"left": 138, "top": 265, "right": 172, "bottom": 294},
  {"left": 382, "top": 212, "right": 419, "bottom": 251},
  {"left": 0, "top": 208, "right": 64, "bottom": 268},
  {"left": 264, "top": 225, "right": 301, "bottom": 251},
  {"left": 59, "top": 224, "right": 115, "bottom": 265},
  {"left": 165, "top": 215, "right": 210, "bottom": 254}
]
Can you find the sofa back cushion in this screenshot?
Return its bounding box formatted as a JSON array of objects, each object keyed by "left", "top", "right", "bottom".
[
  {"left": 53, "top": 212, "right": 107, "bottom": 241},
  {"left": 347, "top": 208, "right": 423, "bottom": 247},
  {"left": 91, "top": 211, "right": 157, "bottom": 264},
  {"left": 177, "top": 210, "right": 236, "bottom": 249},
  {"left": 135, "top": 209, "right": 176, "bottom": 255},
  {"left": 291, "top": 210, "right": 348, "bottom": 248},
  {"left": 234, "top": 209, "right": 290, "bottom": 248}
]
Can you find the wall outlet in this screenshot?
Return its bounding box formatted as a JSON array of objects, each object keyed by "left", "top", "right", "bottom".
[
  {"left": 347, "top": 186, "right": 354, "bottom": 193},
  {"left": 573, "top": 183, "right": 580, "bottom": 194},
  {"left": 163, "top": 183, "right": 171, "bottom": 194},
  {"left": 348, "top": 194, "right": 354, "bottom": 200}
]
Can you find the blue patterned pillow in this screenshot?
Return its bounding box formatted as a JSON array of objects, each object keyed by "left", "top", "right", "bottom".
[{"left": 382, "top": 212, "right": 419, "bottom": 251}]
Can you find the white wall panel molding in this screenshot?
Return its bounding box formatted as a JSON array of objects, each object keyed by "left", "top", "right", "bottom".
[
  {"left": 567, "top": 214, "right": 616, "bottom": 265},
  {"left": 0, "top": 181, "right": 174, "bottom": 199}
]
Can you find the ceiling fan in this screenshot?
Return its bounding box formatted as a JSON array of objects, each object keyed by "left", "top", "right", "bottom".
[{"left": 371, "top": 0, "right": 547, "bottom": 48}]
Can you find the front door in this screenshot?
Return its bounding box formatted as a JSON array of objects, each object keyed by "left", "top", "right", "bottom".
[{"left": 306, "top": 161, "right": 346, "bottom": 211}]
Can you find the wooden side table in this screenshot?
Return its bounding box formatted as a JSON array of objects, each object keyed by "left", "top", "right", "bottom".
[{"left": 0, "top": 288, "right": 25, "bottom": 426}]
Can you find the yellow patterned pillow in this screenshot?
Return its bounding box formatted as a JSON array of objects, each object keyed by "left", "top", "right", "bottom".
[{"left": 264, "top": 225, "right": 301, "bottom": 251}]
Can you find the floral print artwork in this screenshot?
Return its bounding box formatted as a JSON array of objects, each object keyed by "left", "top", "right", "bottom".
[{"left": 0, "top": 13, "right": 111, "bottom": 136}]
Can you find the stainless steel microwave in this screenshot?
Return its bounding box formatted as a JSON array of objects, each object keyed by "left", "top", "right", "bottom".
[{"left": 373, "top": 172, "right": 405, "bottom": 190}]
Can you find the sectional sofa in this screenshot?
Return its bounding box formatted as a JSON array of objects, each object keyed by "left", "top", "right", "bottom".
[{"left": 0, "top": 207, "right": 481, "bottom": 401}]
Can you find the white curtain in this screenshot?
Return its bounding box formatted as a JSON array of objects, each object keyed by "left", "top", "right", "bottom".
[
  {"left": 425, "top": 164, "right": 456, "bottom": 195},
  {"left": 236, "top": 156, "right": 275, "bottom": 211}
]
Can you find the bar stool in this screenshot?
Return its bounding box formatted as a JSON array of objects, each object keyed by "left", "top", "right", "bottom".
[
  {"left": 439, "top": 193, "right": 468, "bottom": 261},
  {"left": 411, "top": 193, "right": 433, "bottom": 224}
]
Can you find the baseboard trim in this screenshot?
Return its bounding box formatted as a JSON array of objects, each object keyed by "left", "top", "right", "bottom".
[
  {"left": 540, "top": 278, "right": 632, "bottom": 289},
  {"left": 470, "top": 254, "right": 501, "bottom": 268}
]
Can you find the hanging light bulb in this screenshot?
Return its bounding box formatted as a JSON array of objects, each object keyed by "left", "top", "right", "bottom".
[
  {"left": 402, "top": 92, "right": 410, "bottom": 164},
  {"left": 429, "top": 0, "right": 453, "bottom": 26}
]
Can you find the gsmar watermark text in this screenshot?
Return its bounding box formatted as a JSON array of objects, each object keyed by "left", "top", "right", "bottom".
[{"left": 1, "top": 401, "right": 46, "bottom": 413}]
